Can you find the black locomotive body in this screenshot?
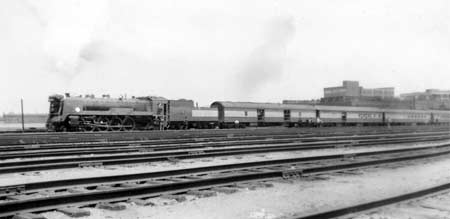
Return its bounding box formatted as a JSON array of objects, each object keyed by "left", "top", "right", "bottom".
[
  {"left": 46, "top": 94, "right": 168, "bottom": 131},
  {"left": 46, "top": 94, "right": 218, "bottom": 131}
]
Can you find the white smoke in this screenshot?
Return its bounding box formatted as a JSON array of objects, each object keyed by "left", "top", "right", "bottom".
[
  {"left": 236, "top": 15, "right": 296, "bottom": 94},
  {"left": 25, "top": 0, "right": 110, "bottom": 82}
]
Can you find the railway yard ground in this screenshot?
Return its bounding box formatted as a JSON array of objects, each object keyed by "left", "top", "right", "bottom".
[{"left": 1, "top": 126, "right": 450, "bottom": 219}]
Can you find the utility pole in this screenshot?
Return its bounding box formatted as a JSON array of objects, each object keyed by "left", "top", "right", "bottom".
[{"left": 21, "top": 98, "right": 24, "bottom": 132}]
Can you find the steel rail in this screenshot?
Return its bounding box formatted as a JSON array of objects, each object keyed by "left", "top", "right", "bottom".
[
  {"left": 0, "top": 130, "right": 441, "bottom": 151},
  {"left": 1, "top": 126, "right": 448, "bottom": 146},
  {"left": 2, "top": 143, "right": 449, "bottom": 194},
  {"left": 0, "top": 135, "right": 448, "bottom": 174},
  {"left": 1, "top": 133, "right": 449, "bottom": 160},
  {"left": 294, "top": 183, "right": 450, "bottom": 219},
  {"left": 1, "top": 130, "right": 448, "bottom": 151},
  {"left": 2, "top": 128, "right": 448, "bottom": 149},
  {"left": 1, "top": 145, "right": 450, "bottom": 217}
]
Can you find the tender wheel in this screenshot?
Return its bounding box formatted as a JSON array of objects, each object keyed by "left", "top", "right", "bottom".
[
  {"left": 122, "top": 117, "right": 135, "bottom": 131},
  {"left": 94, "top": 116, "right": 110, "bottom": 131},
  {"left": 108, "top": 117, "right": 122, "bottom": 131}
]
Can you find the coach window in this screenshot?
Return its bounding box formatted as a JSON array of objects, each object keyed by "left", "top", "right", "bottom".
[
  {"left": 257, "top": 109, "right": 265, "bottom": 121},
  {"left": 244, "top": 111, "right": 248, "bottom": 116},
  {"left": 283, "top": 110, "right": 290, "bottom": 121}
]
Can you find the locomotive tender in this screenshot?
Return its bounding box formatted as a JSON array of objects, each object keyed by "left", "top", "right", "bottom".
[{"left": 46, "top": 94, "right": 450, "bottom": 131}]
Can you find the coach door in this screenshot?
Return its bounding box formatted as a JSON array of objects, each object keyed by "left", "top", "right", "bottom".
[
  {"left": 284, "top": 109, "right": 291, "bottom": 127},
  {"left": 163, "top": 103, "right": 168, "bottom": 120},
  {"left": 257, "top": 109, "right": 265, "bottom": 126}
]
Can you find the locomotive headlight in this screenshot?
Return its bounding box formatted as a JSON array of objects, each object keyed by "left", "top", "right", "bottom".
[{"left": 75, "top": 107, "right": 81, "bottom": 112}]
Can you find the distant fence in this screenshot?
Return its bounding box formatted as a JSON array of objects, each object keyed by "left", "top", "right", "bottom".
[{"left": 1, "top": 114, "right": 47, "bottom": 123}]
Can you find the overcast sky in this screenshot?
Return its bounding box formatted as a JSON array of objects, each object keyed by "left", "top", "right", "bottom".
[{"left": 1, "top": 0, "right": 449, "bottom": 114}]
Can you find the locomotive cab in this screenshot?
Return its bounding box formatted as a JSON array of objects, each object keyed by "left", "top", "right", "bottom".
[{"left": 46, "top": 94, "right": 65, "bottom": 131}]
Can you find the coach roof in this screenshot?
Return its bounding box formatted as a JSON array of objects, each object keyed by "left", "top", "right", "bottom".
[{"left": 210, "top": 101, "right": 315, "bottom": 110}]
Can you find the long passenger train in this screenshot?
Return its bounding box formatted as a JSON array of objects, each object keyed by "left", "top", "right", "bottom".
[{"left": 46, "top": 94, "right": 450, "bottom": 131}]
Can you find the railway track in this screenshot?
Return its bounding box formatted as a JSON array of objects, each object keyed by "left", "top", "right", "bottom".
[
  {"left": 1, "top": 131, "right": 447, "bottom": 156},
  {"left": 1, "top": 125, "right": 449, "bottom": 146},
  {"left": 293, "top": 176, "right": 450, "bottom": 219},
  {"left": 0, "top": 132, "right": 448, "bottom": 174},
  {"left": 1, "top": 140, "right": 450, "bottom": 218},
  {"left": 1, "top": 131, "right": 449, "bottom": 160},
  {"left": 291, "top": 182, "right": 450, "bottom": 219}
]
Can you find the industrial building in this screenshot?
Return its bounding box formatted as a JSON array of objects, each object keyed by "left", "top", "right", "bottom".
[
  {"left": 323, "top": 81, "right": 395, "bottom": 99},
  {"left": 400, "top": 89, "right": 450, "bottom": 110},
  {"left": 320, "top": 81, "right": 404, "bottom": 108}
]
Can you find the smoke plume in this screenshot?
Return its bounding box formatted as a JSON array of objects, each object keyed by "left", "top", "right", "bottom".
[
  {"left": 236, "top": 16, "right": 296, "bottom": 95},
  {"left": 28, "top": 0, "right": 110, "bottom": 83}
]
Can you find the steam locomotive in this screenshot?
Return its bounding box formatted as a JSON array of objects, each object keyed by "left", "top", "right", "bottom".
[
  {"left": 46, "top": 94, "right": 450, "bottom": 131},
  {"left": 46, "top": 94, "right": 217, "bottom": 131}
]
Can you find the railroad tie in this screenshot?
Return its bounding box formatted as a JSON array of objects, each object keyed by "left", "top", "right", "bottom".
[
  {"left": 166, "top": 177, "right": 195, "bottom": 182},
  {"left": 23, "top": 144, "right": 40, "bottom": 149},
  {"left": 233, "top": 182, "right": 274, "bottom": 190},
  {"left": 186, "top": 190, "right": 217, "bottom": 198},
  {"left": 144, "top": 180, "right": 166, "bottom": 185},
  {"left": 160, "top": 194, "right": 188, "bottom": 202},
  {"left": 12, "top": 213, "right": 46, "bottom": 219},
  {"left": 78, "top": 162, "right": 103, "bottom": 168},
  {"left": 119, "top": 182, "right": 140, "bottom": 188},
  {"left": 57, "top": 207, "right": 91, "bottom": 218},
  {"left": 7, "top": 193, "right": 44, "bottom": 201},
  {"left": 95, "top": 185, "right": 114, "bottom": 191},
  {"left": 127, "top": 198, "right": 155, "bottom": 206},
  {"left": 233, "top": 183, "right": 255, "bottom": 190},
  {"left": 138, "top": 148, "right": 153, "bottom": 153},
  {"left": 281, "top": 169, "right": 304, "bottom": 179},
  {"left": 211, "top": 187, "right": 239, "bottom": 194},
  {"left": 96, "top": 202, "right": 126, "bottom": 211},
  {"left": 0, "top": 185, "right": 25, "bottom": 194},
  {"left": 253, "top": 182, "right": 274, "bottom": 188},
  {"left": 67, "top": 187, "right": 90, "bottom": 194},
  {"left": 167, "top": 157, "right": 180, "bottom": 163}
]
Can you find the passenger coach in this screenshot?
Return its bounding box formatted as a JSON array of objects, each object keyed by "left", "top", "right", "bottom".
[
  {"left": 210, "top": 101, "right": 316, "bottom": 127},
  {"left": 210, "top": 101, "right": 450, "bottom": 127}
]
